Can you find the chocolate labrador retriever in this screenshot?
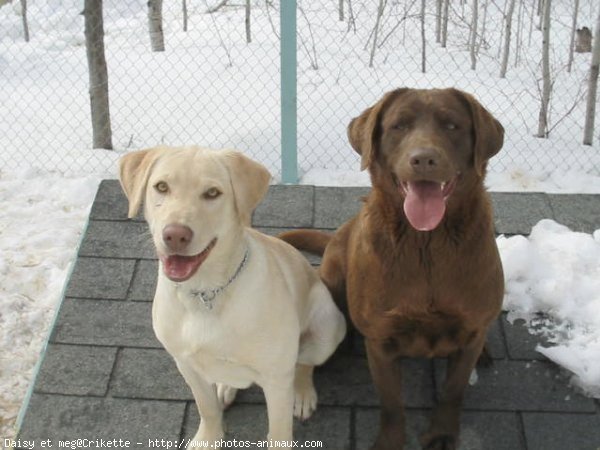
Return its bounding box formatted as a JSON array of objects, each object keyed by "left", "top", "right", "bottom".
[{"left": 280, "top": 88, "right": 504, "bottom": 450}]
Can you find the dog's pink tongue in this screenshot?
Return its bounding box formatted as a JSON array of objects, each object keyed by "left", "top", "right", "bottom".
[
  {"left": 162, "top": 255, "right": 200, "bottom": 281},
  {"left": 403, "top": 181, "right": 446, "bottom": 231}
]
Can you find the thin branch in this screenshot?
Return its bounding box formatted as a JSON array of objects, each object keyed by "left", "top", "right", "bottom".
[
  {"left": 298, "top": 5, "right": 318, "bottom": 70},
  {"left": 203, "top": 0, "right": 233, "bottom": 66},
  {"left": 205, "top": 0, "right": 228, "bottom": 14}
]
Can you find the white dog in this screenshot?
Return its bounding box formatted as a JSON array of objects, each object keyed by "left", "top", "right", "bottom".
[{"left": 119, "top": 146, "right": 346, "bottom": 447}]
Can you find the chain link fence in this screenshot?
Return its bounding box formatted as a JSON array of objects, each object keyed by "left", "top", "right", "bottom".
[{"left": 1, "top": 0, "right": 598, "bottom": 180}]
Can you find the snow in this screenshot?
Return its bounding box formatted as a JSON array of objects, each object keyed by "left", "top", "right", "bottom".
[
  {"left": 0, "top": 0, "right": 599, "bottom": 446},
  {"left": 1, "top": 0, "right": 600, "bottom": 185},
  {"left": 0, "top": 169, "right": 99, "bottom": 442},
  {"left": 498, "top": 220, "right": 600, "bottom": 398}
]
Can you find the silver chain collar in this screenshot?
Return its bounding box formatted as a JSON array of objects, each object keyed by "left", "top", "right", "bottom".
[{"left": 189, "top": 248, "right": 249, "bottom": 310}]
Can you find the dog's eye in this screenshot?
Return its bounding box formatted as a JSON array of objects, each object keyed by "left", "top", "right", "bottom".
[
  {"left": 445, "top": 122, "right": 458, "bottom": 130},
  {"left": 393, "top": 122, "right": 410, "bottom": 131},
  {"left": 203, "top": 187, "right": 222, "bottom": 200},
  {"left": 154, "top": 181, "right": 169, "bottom": 193}
]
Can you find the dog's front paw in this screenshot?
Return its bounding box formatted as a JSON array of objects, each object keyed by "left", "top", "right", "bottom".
[
  {"left": 216, "top": 383, "right": 238, "bottom": 410},
  {"left": 293, "top": 379, "right": 317, "bottom": 420},
  {"left": 190, "top": 418, "right": 225, "bottom": 449},
  {"left": 420, "top": 433, "right": 457, "bottom": 450},
  {"left": 190, "top": 426, "right": 224, "bottom": 449}
]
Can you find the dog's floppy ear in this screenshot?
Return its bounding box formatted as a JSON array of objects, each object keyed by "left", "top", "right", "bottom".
[
  {"left": 119, "top": 147, "right": 165, "bottom": 218},
  {"left": 455, "top": 89, "right": 504, "bottom": 176},
  {"left": 347, "top": 88, "right": 407, "bottom": 171},
  {"left": 222, "top": 151, "right": 271, "bottom": 225}
]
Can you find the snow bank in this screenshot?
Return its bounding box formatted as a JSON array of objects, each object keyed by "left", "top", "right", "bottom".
[
  {"left": 0, "top": 170, "right": 99, "bottom": 441},
  {"left": 498, "top": 220, "right": 600, "bottom": 398}
]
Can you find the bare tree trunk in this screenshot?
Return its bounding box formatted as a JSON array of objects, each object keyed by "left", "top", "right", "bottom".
[
  {"left": 470, "top": 0, "right": 478, "bottom": 70},
  {"left": 514, "top": 0, "right": 524, "bottom": 67},
  {"left": 84, "top": 0, "right": 113, "bottom": 150},
  {"left": 339, "top": 0, "right": 344, "bottom": 21},
  {"left": 536, "top": 0, "right": 551, "bottom": 138},
  {"left": 182, "top": 0, "right": 188, "bottom": 32},
  {"left": 20, "top": 0, "right": 30, "bottom": 42},
  {"left": 435, "top": 0, "right": 442, "bottom": 43},
  {"left": 421, "top": 0, "right": 426, "bottom": 72},
  {"left": 537, "top": 0, "right": 544, "bottom": 30},
  {"left": 497, "top": 0, "right": 507, "bottom": 58},
  {"left": 477, "top": 0, "right": 488, "bottom": 54},
  {"left": 441, "top": 0, "right": 449, "bottom": 47},
  {"left": 369, "top": 0, "right": 385, "bottom": 68},
  {"left": 500, "top": 0, "right": 516, "bottom": 77},
  {"left": 567, "top": 0, "right": 579, "bottom": 73},
  {"left": 148, "top": 0, "right": 165, "bottom": 52},
  {"left": 583, "top": 7, "right": 600, "bottom": 145},
  {"left": 245, "top": 0, "right": 251, "bottom": 43},
  {"left": 528, "top": 0, "right": 535, "bottom": 46}
]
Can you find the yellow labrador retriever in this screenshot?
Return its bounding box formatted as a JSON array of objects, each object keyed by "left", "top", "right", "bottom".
[{"left": 119, "top": 146, "right": 346, "bottom": 447}]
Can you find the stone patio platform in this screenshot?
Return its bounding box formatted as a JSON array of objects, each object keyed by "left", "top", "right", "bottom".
[{"left": 15, "top": 181, "right": 600, "bottom": 450}]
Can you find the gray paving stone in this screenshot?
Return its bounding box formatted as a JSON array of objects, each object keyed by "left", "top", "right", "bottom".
[
  {"left": 110, "top": 348, "right": 191, "bottom": 400},
  {"left": 16, "top": 393, "right": 185, "bottom": 445},
  {"left": 110, "top": 348, "right": 352, "bottom": 404},
  {"left": 501, "top": 313, "right": 552, "bottom": 361},
  {"left": 255, "top": 226, "right": 324, "bottom": 265},
  {"left": 65, "top": 257, "right": 135, "bottom": 300},
  {"left": 522, "top": 412, "right": 600, "bottom": 450},
  {"left": 490, "top": 193, "right": 553, "bottom": 235},
  {"left": 129, "top": 259, "right": 158, "bottom": 301},
  {"left": 548, "top": 194, "right": 600, "bottom": 233},
  {"left": 79, "top": 220, "right": 155, "bottom": 259},
  {"left": 252, "top": 185, "right": 314, "bottom": 227},
  {"left": 51, "top": 298, "right": 160, "bottom": 348},
  {"left": 223, "top": 384, "right": 265, "bottom": 404},
  {"left": 355, "top": 408, "right": 525, "bottom": 450},
  {"left": 314, "top": 354, "right": 435, "bottom": 408},
  {"left": 485, "top": 316, "right": 508, "bottom": 359},
  {"left": 16, "top": 185, "right": 600, "bottom": 450},
  {"left": 313, "top": 186, "right": 370, "bottom": 229},
  {"left": 89, "top": 179, "right": 136, "bottom": 222},
  {"left": 34, "top": 344, "right": 117, "bottom": 396},
  {"left": 183, "top": 403, "right": 351, "bottom": 448},
  {"left": 234, "top": 353, "right": 433, "bottom": 408},
  {"left": 434, "top": 359, "right": 596, "bottom": 412}
]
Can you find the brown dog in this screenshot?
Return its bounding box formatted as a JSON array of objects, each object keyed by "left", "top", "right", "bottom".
[{"left": 280, "top": 88, "right": 504, "bottom": 450}]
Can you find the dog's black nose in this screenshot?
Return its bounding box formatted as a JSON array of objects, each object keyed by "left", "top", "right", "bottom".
[{"left": 162, "top": 224, "right": 193, "bottom": 252}]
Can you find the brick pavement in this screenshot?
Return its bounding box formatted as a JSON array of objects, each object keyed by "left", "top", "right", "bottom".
[{"left": 15, "top": 181, "right": 600, "bottom": 450}]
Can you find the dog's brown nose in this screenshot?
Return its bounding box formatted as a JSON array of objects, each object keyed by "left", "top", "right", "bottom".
[
  {"left": 409, "top": 148, "right": 440, "bottom": 174},
  {"left": 162, "top": 224, "right": 193, "bottom": 253}
]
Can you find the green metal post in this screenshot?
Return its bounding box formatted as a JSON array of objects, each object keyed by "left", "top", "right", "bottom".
[{"left": 280, "top": 0, "right": 298, "bottom": 184}]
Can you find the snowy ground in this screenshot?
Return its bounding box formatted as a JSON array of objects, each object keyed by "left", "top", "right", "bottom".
[
  {"left": 1, "top": 0, "right": 600, "bottom": 445},
  {"left": 0, "top": 170, "right": 100, "bottom": 443}
]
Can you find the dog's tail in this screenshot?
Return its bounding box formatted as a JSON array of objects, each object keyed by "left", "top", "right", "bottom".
[{"left": 278, "top": 230, "right": 333, "bottom": 256}]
